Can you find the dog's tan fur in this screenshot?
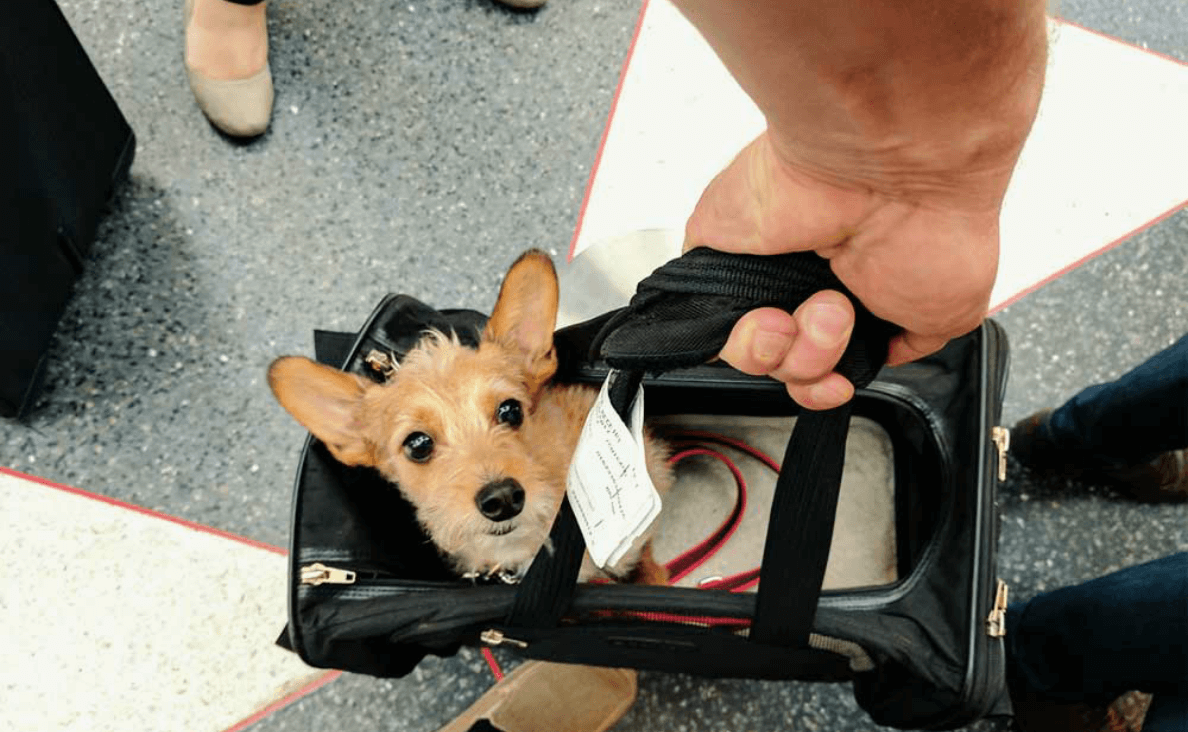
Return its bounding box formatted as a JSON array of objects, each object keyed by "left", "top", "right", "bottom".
[{"left": 269, "top": 251, "right": 673, "bottom": 582}]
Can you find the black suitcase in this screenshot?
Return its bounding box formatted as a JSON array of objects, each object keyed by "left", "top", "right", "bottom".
[
  {"left": 0, "top": 0, "right": 136, "bottom": 419},
  {"left": 275, "top": 251, "right": 1014, "bottom": 730}
]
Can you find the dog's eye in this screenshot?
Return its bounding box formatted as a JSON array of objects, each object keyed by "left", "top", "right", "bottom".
[
  {"left": 403, "top": 432, "right": 434, "bottom": 463},
  {"left": 496, "top": 399, "right": 523, "bottom": 428}
]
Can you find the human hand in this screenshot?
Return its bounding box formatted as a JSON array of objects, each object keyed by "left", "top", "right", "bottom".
[
  {"left": 670, "top": 0, "right": 1046, "bottom": 411},
  {"left": 693, "top": 130, "right": 1012, "bottom": 410}
]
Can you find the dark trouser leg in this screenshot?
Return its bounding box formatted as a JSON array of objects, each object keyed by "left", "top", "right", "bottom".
[
  {"left": 1006, "top": 552, "right": 1188, "bottom": 726},
  {"left": 1144, "top": 692, "right": 1188, "bottom": 732},
  {"left": 1044, "top": 333, "right": 1188, "bottom": 468}
]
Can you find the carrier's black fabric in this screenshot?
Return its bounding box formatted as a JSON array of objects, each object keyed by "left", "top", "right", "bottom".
[{"left": 278, "top": 249, "right": 1011, "bottom": 730}]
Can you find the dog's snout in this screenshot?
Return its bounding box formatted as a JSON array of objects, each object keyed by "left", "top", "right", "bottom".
[{"left": 476, "top": 478, "right": 525, "bottom": 522}]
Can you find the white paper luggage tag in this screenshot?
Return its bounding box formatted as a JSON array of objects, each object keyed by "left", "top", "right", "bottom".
[{"left": 566, "top": 370, "right": 661, "bottom": 569}]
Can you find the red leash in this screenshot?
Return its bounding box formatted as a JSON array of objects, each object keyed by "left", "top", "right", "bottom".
[
  {"left": 664, "top": 430, "right": 780, "bottom": 589},
  {"left": 663, "top": 446, "right": 750, "bottom": 584}
]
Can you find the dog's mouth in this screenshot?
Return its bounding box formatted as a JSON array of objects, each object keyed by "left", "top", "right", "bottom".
[{"left": 487, "top": 522, "right": 517, "bottom": 536}]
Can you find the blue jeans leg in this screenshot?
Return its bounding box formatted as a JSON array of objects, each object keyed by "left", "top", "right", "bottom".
[
  {"left": 1006, "top": 553, "right": 1188, "bottom": 730},
  {"left": 1044, "top": 333, "right": 1188, "bottom": 469},
  {"left": 1146, "top": 692, "right": 1188, "bottom": 732}
]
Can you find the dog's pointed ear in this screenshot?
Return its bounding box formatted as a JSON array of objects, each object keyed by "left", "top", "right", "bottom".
[
  {"left": 484, "top": 250, "right": 559, "bottom": 392},
  {"left": 267, "top": 356, "right": 377, "bottom": 467}
]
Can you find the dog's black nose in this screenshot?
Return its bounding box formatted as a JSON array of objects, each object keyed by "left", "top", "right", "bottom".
[{"left": 476, "top": 478, "right": 525, "bottom": 522}]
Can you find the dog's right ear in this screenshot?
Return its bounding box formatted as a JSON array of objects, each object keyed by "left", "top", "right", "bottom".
[{"left": 267, "top": 356, "right": 376, "bottom": 467}]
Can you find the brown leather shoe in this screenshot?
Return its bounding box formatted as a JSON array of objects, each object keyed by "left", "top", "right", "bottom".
[
  {"left": 1011, "top": 410, "right": 1188, "bottom": 503},
  {"left": 1009, "top": 687, "right": 1152, "bottom": 732},
  {"left": 1103, "top": 690, "right": 1151, "bottom": 732},
  {"left": 1012, "top": 693, "right": 1149, "bottom": 732},
  {"left": 1010, "top": 686, "right": 1108, "bottom": 732},
  {"left": 1105, "top": 451, "right": 1188, "bottom": 503}
]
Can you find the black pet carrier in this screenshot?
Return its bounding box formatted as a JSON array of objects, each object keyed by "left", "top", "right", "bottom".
[{"left": 276, "top": 249, "right": 1012, "bottom": 730}]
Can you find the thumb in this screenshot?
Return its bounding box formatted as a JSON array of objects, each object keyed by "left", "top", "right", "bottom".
[{"left": 886, "top": 331, "right": 950, "bottom": 366}]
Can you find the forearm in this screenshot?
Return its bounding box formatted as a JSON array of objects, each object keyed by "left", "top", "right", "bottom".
[{"left": 672, "top": 0, "right": 1048, "bottom": 209}]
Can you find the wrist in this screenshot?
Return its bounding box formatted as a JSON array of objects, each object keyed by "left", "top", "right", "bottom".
[{"left": 678, "top": 0, "right": 1049, "bottom": 211}]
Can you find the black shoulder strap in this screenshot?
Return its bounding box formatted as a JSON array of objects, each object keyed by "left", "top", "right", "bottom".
[
  {"left": 505, "top": 371, "right": 642, "bottom": 627},
  {"left": 507, "top": 248, "right": 893, "bottom": 647}
]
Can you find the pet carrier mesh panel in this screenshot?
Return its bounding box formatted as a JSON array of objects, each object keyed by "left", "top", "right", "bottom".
[{"left": 650, "top": 413, "right": 898, "bottom": 593}]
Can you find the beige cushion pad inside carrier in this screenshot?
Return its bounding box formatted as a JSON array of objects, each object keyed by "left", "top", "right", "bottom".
[{"left": 649, "top": 414, "right": 898, "bottom": 591}]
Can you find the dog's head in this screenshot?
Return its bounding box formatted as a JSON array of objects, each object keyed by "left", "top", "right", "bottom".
[{"left": 268, "top": 251, "right": 565, "bottom": 577}]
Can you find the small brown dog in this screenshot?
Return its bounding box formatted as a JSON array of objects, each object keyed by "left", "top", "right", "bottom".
[{"left": 268, "top": 251, "right": 673, "bottom": 583}]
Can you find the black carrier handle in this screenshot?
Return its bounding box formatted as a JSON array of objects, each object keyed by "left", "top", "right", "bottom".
[{"left": 506, "top": 247, "right": 895, "bottom": 650}]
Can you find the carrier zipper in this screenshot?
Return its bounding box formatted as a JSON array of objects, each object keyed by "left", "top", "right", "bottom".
[
  {"left": 300, "top": 563, "right": 358, "bottom": 586},
  {"left": 481, "top": 629, "right": 528, "bottom": 649},
  {"left": 986, "top": 579, "right": 1009, "bottom": 637},
  {"left": 991, "top": 426, "right": 1010, "bottom": 482}
]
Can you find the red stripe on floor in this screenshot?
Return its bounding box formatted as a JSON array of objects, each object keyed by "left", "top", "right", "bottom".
[
  {"left": 567, "top": 0, "right": 652, "bottom": 262},
  {"left": 221, "top": 671, "right": 343, "bottom": 732},
  {"left": 1054, "top": 16, "right": 1188, "bottom": 67},
  {"left": 990, "top": 198, "right": 1188, "bottom": 314},
  {"left": 0, "top": 466, "right": 287, "bottom": 555}
]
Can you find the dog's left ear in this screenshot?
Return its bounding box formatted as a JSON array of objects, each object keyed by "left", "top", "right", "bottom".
[
  {"left": 267, "top": 356, "right": 377, "bottom": 467},
  {"left": 485, "top": 250, "right": 559, "bottom": 394}
]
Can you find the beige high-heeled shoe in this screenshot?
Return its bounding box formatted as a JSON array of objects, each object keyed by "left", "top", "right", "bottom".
[{"left": 184, "top": 0, "right": 273, "bottom": 137}]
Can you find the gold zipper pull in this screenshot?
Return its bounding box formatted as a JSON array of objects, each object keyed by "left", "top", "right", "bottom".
[
  {"left": 481, "top": 629, "right": 528, "bottom": 649},
  {"left": 991, "top": 426, "right": 1011, "bottom": 482},
  {"left": 365, "top": 350, "right": 398, "bottom": 380},
  {"left": 986, "top": 579, "right": 1009, "bottom": 637},
  {"left": 300, "top": 563, "right": 357, "bottom": 586}
]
